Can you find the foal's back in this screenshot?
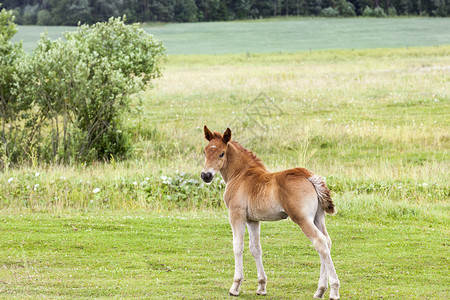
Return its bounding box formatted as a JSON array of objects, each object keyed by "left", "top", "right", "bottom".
[{"left": 231, "top": 167, "right": 319, "bottom": 222}]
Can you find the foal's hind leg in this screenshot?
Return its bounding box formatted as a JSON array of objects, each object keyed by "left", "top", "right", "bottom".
[
  {"left": 292, "top": 214, "right": 340, "bottom": 300},
  {"left": 313, "top": 207, "right": 332, "bottom": 299},
  {"left": 247, "top": 221, "right": 267, "bottom": 295}
]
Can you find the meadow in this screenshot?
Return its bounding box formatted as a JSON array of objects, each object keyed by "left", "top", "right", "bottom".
[
  {"left": 12, "top": 17, "right": 450, "bottom": 53},
  {"left": 1, "top": 211, "right": 448, "bottom": 298},
  {"left": 2, "top": 18, "right": 450, "bottom": 298}
]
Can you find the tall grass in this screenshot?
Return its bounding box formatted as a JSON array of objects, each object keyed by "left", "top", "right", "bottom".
[{"left": 1, "top": 46, "right": 449, "bottom": 215}]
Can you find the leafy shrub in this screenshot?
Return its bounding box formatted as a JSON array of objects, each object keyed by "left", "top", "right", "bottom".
[
  {"left": 362, "top": 6, "right": 374, "bottom": 16},
  {"left": 0, "top": 6, "right": 31, "bottom": 169},
  {"left": 387, "top": 6, "right": 398, "bottom": 16},
  {"left": 335, "top": 0, "right": 357, "bottom": 16},
  {"left": 362, "top": 5, "right": 386, "bottom": 17},
  {"left": 22, "top": 4, "right": 38, "bottom": 25},
  {"left": 36, "top": 9, "right": 52, "bottom": 25},
  {"left": 1, "top": 15, "right": 165, "bottom": 166},
  {"left": 320, "top": 7, "right": 340, "bottom": 17},
  {"left": 373, "top": 6, "right": 387, "bottom": 17}
]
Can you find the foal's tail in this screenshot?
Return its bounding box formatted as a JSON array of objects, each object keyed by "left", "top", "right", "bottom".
[{"left": 308, "top": 175, "right": 336, "bottom": 215}]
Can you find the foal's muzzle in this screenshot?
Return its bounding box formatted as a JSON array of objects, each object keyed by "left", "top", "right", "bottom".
[{"left": 201, "top": 172, "right": 214, "bottom": 183}]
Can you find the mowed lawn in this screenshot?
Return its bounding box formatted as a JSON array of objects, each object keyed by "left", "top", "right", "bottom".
[
  {"left": 0, "top": 211, "right": 448, "bottom": 299},
  {"left": 13, "top": 18, "right": 450, "bottom": 53}
]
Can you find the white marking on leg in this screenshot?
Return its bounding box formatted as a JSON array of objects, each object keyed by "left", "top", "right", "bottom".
[
  {"left": 247, "top": 221, "right": 267, "bottom": 295},
  {"left": 313, "top": 235, "right": 340, "bottom": 299},
  {"left": 229, "top": 217, "right": 246, "bottom": 296},
  {"left": 313, "top": 257, "right": 328, "bottom": 298},
  {"left": 314, "top": 209, "right": 330, "bottom": 298}
]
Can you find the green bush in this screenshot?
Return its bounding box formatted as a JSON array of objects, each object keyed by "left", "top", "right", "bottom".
[
  {"left": 388, "top": 6, "right": 398, "bottom": 16},
  {"left": 22, "top": 4, "right": 38, "bottom": 25},
  {"left": 0, "top": 6, "right": 30, "bottom": 170},
  {"left": 0, "top": 14, "right": 165, "bottom": 167},
  {"left": 373, "top": 6, "right": 387, "bottom": 17},
  {"left": 362, "top": 5, "right": 386, "bottom": 17},
  {"left": 320, "top": 7, "right": 340, "bottom": 17},
  {"left": 30, "top": 17, "right": 165, "bottom": 162},
  {"left": 335, "top": 0, "right": 357, "bottom": 16},
  {"left": 362, "top": 6, "right": 374, "bottom": 16},
  {"left": 36, "top": 9, "right": 52, "bottom": 25}
]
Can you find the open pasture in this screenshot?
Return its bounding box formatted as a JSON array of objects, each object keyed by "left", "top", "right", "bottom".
[
  {"left": 2, "top": 17, "right": 450, "bottom": 298},
  {"left": 0, "top": 211, "right": 448, "bottom": 298},
  {"left": 12, "top": 18, "right": 450, "bottom": 53},
  {"left": 1, "top": 45, "right": 449, "bottom": 298}
]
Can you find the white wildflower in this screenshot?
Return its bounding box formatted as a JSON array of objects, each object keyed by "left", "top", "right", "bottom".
[
  {"left": 35, "top": 172, "right": 40, "bottom": 177},
  {"left": 8, "top": 177, "right": 14, "bottom": 183},
  {"left": 34, "top": 184, "right": 39, "bottom": 191},
  {"left": 93, "top": 188, "right": 101, "bottom": 194},
  {"left": 132, "top": 181, "right": 138, "bottom": 186}
]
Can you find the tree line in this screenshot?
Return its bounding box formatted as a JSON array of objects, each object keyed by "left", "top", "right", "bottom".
[{"left": 1, "top": 0, "right": 448, "bottom": 26}]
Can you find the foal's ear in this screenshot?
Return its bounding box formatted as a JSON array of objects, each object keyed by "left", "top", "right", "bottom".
[
  {"left": 204, "top": 125, "right": 214, "bottom": 141},
  {"left": 222, "top": 128, "right": 231, "bottom": 144}
]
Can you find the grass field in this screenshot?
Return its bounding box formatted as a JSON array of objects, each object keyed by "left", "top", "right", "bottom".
[
  {"left": 12, "top": 18, "right": 450, "bottom": 53},
  {"left": 0, "top": 211, "right": 448, "bottom": 298},
  {"left": 2, "top": 18, "right": 450, "bottom": 299}
]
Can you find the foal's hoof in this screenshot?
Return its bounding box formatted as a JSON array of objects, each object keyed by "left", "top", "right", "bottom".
[
  {"left": 313, "top": 287, "right": 327, "bottom": 298},
  {"left": 257, "top": 291, "right": 267, "bottom": 296},
  {"left": 329, "top": 283, "right": 340, "bottom": 300},
  {"left": 229, "top": 292, "right": 239, "bottom": 297},
  {"left": 256, "top": 288, "right": 267, "bottom": 296}
]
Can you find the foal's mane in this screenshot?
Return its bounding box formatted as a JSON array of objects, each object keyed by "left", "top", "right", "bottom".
[
  {"left": 230, "top": 141, "right": 266, "bottom": 170},
  {"left": 211, "top": 130, "right": 266, "bottom": 170}
]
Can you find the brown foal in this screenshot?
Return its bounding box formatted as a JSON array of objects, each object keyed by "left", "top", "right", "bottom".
[{"left": 201, "top": 126, "right": 340, "bottom": 299}]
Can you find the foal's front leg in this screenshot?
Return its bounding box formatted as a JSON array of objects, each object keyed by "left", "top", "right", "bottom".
[
  {"left": 247, "top": 221, "right": 267, "bottom": 295},
  {"left": 229, "top": 211, "right": 246, "bottom": 296}
]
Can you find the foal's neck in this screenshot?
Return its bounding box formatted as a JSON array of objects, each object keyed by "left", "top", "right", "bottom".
[{"left": 220, "top": 142, "right": 266, "bottom": 183}]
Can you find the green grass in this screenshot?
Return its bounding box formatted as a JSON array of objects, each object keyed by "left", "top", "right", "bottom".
[
  {"left": 3, "top": 19, "right": 450, "bottom": 298},
  {"left": 0, "top": 210, "right": 448, "bottom": 298},
  {"left": 11, "top": 25, "right": 75, "bottom": 52},
  {"left": 1, "top": 46, "right": 449, "bottom": 211},
  {"left": 12, "top": 18, "right": 450, "bottom": 53}
]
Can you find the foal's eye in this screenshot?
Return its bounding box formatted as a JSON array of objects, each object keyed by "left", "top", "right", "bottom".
[{"left": 219, "top": 152, "right": 225, "bottom": 158}]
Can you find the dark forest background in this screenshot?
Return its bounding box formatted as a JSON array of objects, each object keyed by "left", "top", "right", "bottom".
[{"left": 1, "top": 0, "right": 449, "bottom": 25}]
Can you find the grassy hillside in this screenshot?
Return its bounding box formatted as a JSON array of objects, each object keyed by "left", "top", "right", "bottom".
[{"left": 12, "top": 18, "right": 450, "bottom": 53}]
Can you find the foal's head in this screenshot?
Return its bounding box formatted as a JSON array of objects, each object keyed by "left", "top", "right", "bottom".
[{"left": 201, "top": 125, "right": 231, "bottom": 183}]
